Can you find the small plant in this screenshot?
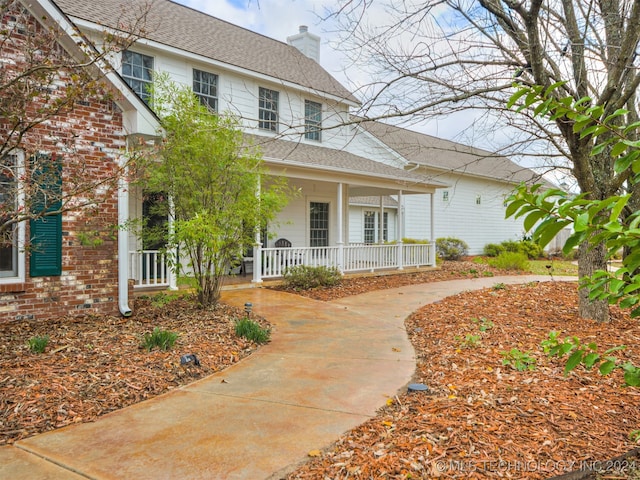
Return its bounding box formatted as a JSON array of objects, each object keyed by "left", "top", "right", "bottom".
[
  {"left": 473, "top": 317, "right": 494, "bottom": 332},
  {"left": 142, "top": 327, "right": 178, "bottom": 351},
  {"left": 457, "top": 333, "right": 481, "bottom": 348},
  {"left": 488, "top": 251, "right": 529, "bottom": 271},
  {"left": 149, "top": 292, "right": 181, "bottom": 308},
  {"left": 500, "top": 348, "right": 537, "bottom": 371},
  {"left": 492, "top": 282, "right": 506, "bottom": 290},
  {"left": 28, "top": 335, "right": 49, "bottom": 354},
  {"left": 235, "top": 318, "right": 270, "bottom": 344},
  {"left": 282, "top": 265, "right": 342, "bottom": 290},
  {"left": 482, "top": 271, "right": 494, "bottom": 277},
  {"left": 436, "top": 237, "right": 469, "bottom": 261},
  {"left": 539, "top": 331, "right": 640, "bottom": 386},
  {"left": 630, "top": 429, "right": 640, "bottom": 443}
]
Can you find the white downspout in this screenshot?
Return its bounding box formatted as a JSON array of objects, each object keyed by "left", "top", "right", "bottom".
[{"left": 117, "top": 162, "right": 132, "bottom": 317}]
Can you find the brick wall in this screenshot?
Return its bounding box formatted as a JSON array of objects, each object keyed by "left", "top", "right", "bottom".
[{"left": 0, "top": 5, "right": 128, "bottom": 321}]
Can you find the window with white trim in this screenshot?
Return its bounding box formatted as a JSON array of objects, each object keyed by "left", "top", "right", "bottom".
[
  {"left": 258, "top": 87, "right": 279, "bottom": 132},
  {"left": 0, "top": 152, "right": 24, "bottom": 281},
  {"left": 363, "top": 211, "right": 388, "bottom": 244},
  {"left": 442, "top": 190, "right": 449, "bottom": 202},
  {"left": 193, "top": 69, "right": 218, "bottom": 112},
  {"left": 122, "top": 51, "right": 154, "bottom": 105},
  {"left": 0, "top": 154, "right": 18, "bottom": 277},
  {"left": 476, "top": 194, "right": 482, "bottom": 205},
  {"left": 304, "top": 100, "right": 322, "bottom": 141},
  {"left": 364, "top": 211, "right": 375, "bottom": 244},
  {"left": 310, "top": 202, "right": 329, "bottom": 247}
]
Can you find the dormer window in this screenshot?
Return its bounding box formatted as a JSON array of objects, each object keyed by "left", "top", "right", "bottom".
[{"left": 258, "top": 87, "right": 279, "bottom": 132}]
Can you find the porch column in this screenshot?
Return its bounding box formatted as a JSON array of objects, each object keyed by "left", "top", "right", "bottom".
[
  {"left": 430, "top": 192, "right": 436, "bottom": 267},
  {"left": 337, "top": 182, "right": 344, "bottom": 272},
  {"left": 378, "top": 196, "right": 384, "bottom": 244},
  {"left": 168, "top": 196, "right": 178, "bottom": 290},
  {"left": 397, "top": 189, "right": 404, "bottom": 270},
  {"left": 252, "top": 177, "right": 263, "bottom": 284}
]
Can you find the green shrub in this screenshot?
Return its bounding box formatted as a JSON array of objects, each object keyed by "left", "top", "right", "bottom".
[
  {"left": 435, "top": 237, "right": 469, "bottom": 261},
  {"left": 282, "top": 265, "right": 342, "bottom": 290},
  {"left": 483, "top": 240, "right": 544, "bottom": 259},
  {"left": 519, "top": 240, "right": 544, "bottom": 259},
  {"left": 488, "top": 251, "right": 529, "bottom": 271},
  {"left": 142, "top": 327, "right": 178, "bottom": 351},
  {"left": 235, "top": 318, "right": 271, "bottom": 344},
  {"left": 28, "top": 335, "right": 49, "bottom": 354},
  {"left": 483, "top": 243, "right": 504, "bottom": 257},
  {"left": 401, "top": 238, "right": 429, "bottom": 244}
]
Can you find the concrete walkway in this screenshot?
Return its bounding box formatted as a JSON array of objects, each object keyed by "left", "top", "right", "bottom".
[{"left": 0, "top": 275, "right": 567, "bottom": 479}]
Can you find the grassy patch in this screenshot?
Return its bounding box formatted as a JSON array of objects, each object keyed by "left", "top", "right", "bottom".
[{"left": 528, "top": 260, "right": 578, "bottom": 276}]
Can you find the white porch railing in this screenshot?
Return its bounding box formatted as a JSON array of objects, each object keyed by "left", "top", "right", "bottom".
[
  {"left": 129, "top": 242, "right": 435, "bottom": 285},
  {"left": 129, "top": 250, "right": 171, "bottom": 288}
]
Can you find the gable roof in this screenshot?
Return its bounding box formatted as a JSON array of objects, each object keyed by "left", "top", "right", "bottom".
[
  {"left": 53, "top": 0, "right": 359, "bottom": 105},
  {"left": 358, "top": 120, "right": 545, "bottom": 185},
  {"left": 22, "top": 0, "right": 160, "bottom": 137}
]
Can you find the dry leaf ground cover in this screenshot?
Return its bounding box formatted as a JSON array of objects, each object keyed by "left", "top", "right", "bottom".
[
  {"left": 0, "top": 297, "right": 269, "bottom": 445},
  {"left": 286, "top": 281, "right": 640, "bottom": 480}
]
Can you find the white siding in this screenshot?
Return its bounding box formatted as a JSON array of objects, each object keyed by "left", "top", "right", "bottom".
[{"left": 403, "top": 173, "right": 524, "bottom": 254}]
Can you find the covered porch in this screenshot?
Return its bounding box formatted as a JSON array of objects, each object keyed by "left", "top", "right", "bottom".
[{"left": 127, "top": 136, "right": 445, "bottom": 289}]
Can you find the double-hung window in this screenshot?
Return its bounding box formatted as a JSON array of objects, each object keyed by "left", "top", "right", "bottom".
[
  {"left": 193, "top": 69, "right": 218, "bottom": 112},
  {"left": 122, "top": 51, "right": 154, "bottom": 105},
  {"left": 363, "top": 211, "right": 388, "bottom": 244},
  {"left": 304, "top": 100, "right": 322, "bottom": 141},
  {"left": 258, "top": 87, "right": 279, "bottom": 132},
  {"left": 0, "top": 154, "right": 19, "bottom": 278},
  {"left": 310, "top": 202, "right": 329, "bottom": 247}
]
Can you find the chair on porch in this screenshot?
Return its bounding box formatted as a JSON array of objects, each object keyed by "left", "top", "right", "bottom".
[
  {"left": 239, "top": 246, "right": 254, "bottom": 277},
  {"left": 275, "top": 238, "right": 292, "bottom": 248},
  {"left": 274, "top": 238, "right": 300, "bottom": 269}
]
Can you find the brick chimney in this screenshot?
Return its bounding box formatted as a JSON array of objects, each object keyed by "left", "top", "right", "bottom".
[{"left": 287, "top": 25, "right": 320, "bottom": 63}]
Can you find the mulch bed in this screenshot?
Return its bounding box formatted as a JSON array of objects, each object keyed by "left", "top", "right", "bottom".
[
  {"left": 273, "top": 260, "right": 528, "bottom": 301},
  {"left": 286, "top": 281, "right": 640, "bottom": 479},
  {"left": 0, "top": 296, "right": 269, "bottom": 445},
  {"left": 2, "top": 262, "right": 639, "bottom": 479}
]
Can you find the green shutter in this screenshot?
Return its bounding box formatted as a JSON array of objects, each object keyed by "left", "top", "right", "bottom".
[{"left": 30, "top": 154, "right": 62, "bottom": 277}]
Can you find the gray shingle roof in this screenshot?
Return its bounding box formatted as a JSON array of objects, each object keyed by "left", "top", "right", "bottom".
[
  {"left": 53, "top": 0, "right": 358, "bottom": 103},
  {"left": 358, "top": 120, "right": 544, "bottom": 185},
  {"left": 246, "top": 135, "right": 446, "bottom": 190},
  {"left": 349, "top": 196, "right": 398, "bottom": 208}
]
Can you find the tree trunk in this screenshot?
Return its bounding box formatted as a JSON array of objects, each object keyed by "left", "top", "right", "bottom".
[{"left": 577, "top": 240, "right": 610, "bottom": 322}]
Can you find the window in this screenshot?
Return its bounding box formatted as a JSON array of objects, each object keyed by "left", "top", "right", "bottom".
[
  {"left": 310, "top": 202, "right": 329, "bottom": 247},
  {"left": 363, "top": 211, "right": 375, "bottom": 244},
  {"left": 304, "top": 100, "right": 322, "bottom": 141},
  {"left": 363, "top": 211, "right": 388, "bottom": 244},
  {"left": 442, "top": 190, "right": 449, "bottom": 202},
  {"left": 193, "top": 69, "right": 218, "bottom": 112},
  {"left": 476, "top": 194, "right": 482, "bottom": 205},
  {"left": 258, "top": 87, "right": 279, "bottom": 132},
  {"left": 122, "top": 51, "right": 154, "bottom": 104},
  {"left": 0, "top": 154, "right": 18, "bottom": 277}
]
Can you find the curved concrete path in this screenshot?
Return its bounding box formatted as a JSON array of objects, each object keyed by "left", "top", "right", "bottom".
[{"left": 0, "top": 275, "right": 569, "bottom": 479}]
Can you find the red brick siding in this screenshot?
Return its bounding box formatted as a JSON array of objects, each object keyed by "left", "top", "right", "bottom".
[{"left": 0, "top": 6, "right": 127, "bottom": 321}]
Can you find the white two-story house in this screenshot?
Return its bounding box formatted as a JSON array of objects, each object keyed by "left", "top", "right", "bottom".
[{"left": 54, "top": 0, "right": 541, "bottom": 289}]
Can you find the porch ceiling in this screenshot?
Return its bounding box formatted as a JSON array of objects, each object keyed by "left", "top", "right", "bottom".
[{"left": 249, "top": 135, "right": 447, "bottom": 195}]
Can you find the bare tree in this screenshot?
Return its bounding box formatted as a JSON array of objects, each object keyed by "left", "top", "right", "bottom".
[
  {"left": 0, "top": 0, "right": 149, "bottom": 244},
  {"left": 329, "top": 0, "right": 640, "bottom": 322}
]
